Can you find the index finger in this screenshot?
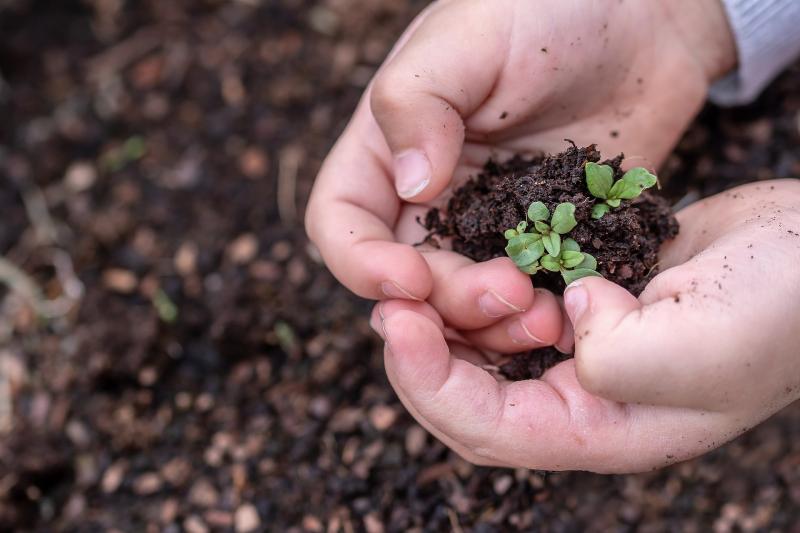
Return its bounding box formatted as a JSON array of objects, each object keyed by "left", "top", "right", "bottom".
[{"left": 305, "top": 101, "right": 433, "bottom": 300}]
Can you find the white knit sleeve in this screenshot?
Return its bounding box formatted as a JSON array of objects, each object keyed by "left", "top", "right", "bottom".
[{"left": 709, "top": 0, "right": 800, "bottom": 106}]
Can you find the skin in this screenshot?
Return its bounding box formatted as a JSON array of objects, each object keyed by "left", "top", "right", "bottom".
[{"left": 306, "top": 0, "right": 800, "bottom": 471}]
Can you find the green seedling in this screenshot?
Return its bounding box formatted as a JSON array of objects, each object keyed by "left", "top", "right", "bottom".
[
  {"left": 539, "top": 238, "right": 601, "bottom": 285},
  {"left": 504, "top": 202, "right": 601, "bottom": 285},
  {"left": 504, "top": 201, "right": 577, "bottom": 260},
  {"left": 585, "top": 162, "right": 657, "bottom": 219}
]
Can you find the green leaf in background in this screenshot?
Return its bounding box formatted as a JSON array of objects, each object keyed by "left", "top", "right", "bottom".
[
  {"left": 527, "top": 201, "right": 550, "bottom": 222},
  {"left": 585, "top": 162, "right": 614, "bottom": 199}
]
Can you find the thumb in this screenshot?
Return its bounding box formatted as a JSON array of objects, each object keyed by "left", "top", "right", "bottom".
[
  {"left": 564, "top": 274, "right": 739, "bottom": 410},
  {"left": 369, "top": 3, "right": 508, "bottom": 202}
]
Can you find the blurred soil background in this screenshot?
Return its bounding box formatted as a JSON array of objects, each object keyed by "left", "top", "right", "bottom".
[{"left": 1, "top": 0, "right": 800, "bottom": 531}]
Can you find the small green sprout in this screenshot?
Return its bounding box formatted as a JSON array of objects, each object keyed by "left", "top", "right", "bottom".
[
  {"left": 504, "top": 201, "right": 577, "bottom": 259},
  {"left": 504, "top": 203, "right": 601, "bottom": 285},
  {"left": 539, "top": 238, "right": 602, "bottom": 285},
  {"left": 585, "top": 162, "right": 658, "bottom": 219}
]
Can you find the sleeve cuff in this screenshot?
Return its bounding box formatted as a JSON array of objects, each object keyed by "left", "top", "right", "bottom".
[{"left": 709, "top": 0, "right": 800, "bottom": 106}]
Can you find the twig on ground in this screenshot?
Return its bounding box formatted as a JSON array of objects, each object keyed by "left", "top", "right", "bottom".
[
  {"left": 278, "top": 145, "right": 303, "bottom": 225},
  {"left": 87, "top": 26, "right": 162, "bottom": 84}
]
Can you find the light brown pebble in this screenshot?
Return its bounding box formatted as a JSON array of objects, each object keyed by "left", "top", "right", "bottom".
[
  {"left": 368, "top": 404, "right": 397, "bottom": 431},
  {"left": 102, "top": 269, "right": 138, "bottom": 293},
  {"left": 227, "top": 233, "right": 259, "bottom": 264},
  {"left": 234, "top": 503, "right": 261, "bottom": 533},
  {"left": 133, "top": 472, "right": 162, "bottom": 495}
]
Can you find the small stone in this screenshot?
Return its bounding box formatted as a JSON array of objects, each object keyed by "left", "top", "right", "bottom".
[
  {"left": 302, "top": 515, "right": 324, "bottom": 532},
  {"left": 161, "top": 457, "right": 192, "bottom": 486},
  {"left": 363, "top": 512, "right": 384, "bottom": 533},
  {"left": 65, "top": 420, "right": 91, "bottom": 447},
  {"left": 101, "top": 460, "right": 128, "bottom": 493},
  {"left": 133, "top": 472, "right": 162, "bottom": 495},
  {"left": 405, "top": 425, "right": 427, "bottom": 457},
  {"left": 368, "top": 405, "right": 397, "bottom": 431},
  {"left": 493, "top": 474, "right": 513, "bottom": 495},
  {"left": 239, "top": 147, "right": 269, "bottom": 179},
  {"left": 227, "top": 234, "right": 259, "bottom": 264},
  {"left": 160, "top": 498, "right": 179, "bottom": 523},
  {"left": 189, "top": 479, "right": 219, "bottom": 507},
  {"left": 103, "top": 269, "right": 138, "bottom": 293},
  {"left": 64, "top": 161, "right": 97, "bottom": 192},
  {"left": 234, "top": 503, "right": 261, "bottom": 532},
  {"left": 204, "top": 510, "right": 233, "bottom": 528},
  {"left": 183, "top": 515, "right": 209, "bottom": 533},
  {"left": 175, "top": 242, "right": 198, "bottom": 276},
  {"left": 270, "top": 241, "right": 292, "bottom": 261}
]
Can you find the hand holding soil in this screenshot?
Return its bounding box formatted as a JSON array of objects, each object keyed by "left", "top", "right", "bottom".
[{"left": 304, "top": 0, "right": 800, "bottom": 472}]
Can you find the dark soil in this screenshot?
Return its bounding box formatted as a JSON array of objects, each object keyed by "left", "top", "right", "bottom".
[
  {"left": 423, "top": 143, "right": 679, "bottom": 297},
  {"left": 2, "top": 1, "right": 800, "bottom": 531}
]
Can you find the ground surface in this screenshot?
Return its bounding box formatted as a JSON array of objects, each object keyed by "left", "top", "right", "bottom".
[{"left": 1, "top": 1, "right": 800, "bottom": 531}]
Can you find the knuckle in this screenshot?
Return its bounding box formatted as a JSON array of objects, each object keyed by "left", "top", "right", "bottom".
[{"left": 369, "top": 70, "right": 406, "bottom": 122}]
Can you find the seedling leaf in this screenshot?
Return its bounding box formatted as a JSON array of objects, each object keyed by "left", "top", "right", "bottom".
[
  {"left": 561, "top": 251, "right": 585, "bottom": 269},
  {"left": 504, "top": 229, "right": 518, "bottom": 239},
  {"left": 540, "top": 255, "right": 561, "bottom": 272},
  {"left": 506, "top": 234, "right": 544, "bottom": 266},
  {"left": 527, "top": 201, "right": 550, "bottom": 222},
  {"left": 516, "top": 221, "right": 528, "bottom": 233},
  {"left": 562, "top": 238, "right": 580, "bottom": 253},
  {"left": 562, "top": 268, "right": 602, "bottom": 285},
  {"left": 519, "top": 262, "right": 541, "bottom": 275},
  {"left": 577, "top": 253, "right": 597, "bottom": 270},
  {"left": 609, "top": 167, "right": 657, "bottom": 200},
  {"left": 592, "top": 203, "right": 611, "bottom": 219},
  {"left": 550, "top": 203, "right": 577, "bottom": 234},
  {"left": 607, "top": 198, "right": 621, "bottom": 208},
  {"left": 534, "top": 220, "right": 550, "bottom": 233},
  {"left": 585, "top": 162, "right": 614, "bottom": 199},
  {"left": 543, "top": 232, "right": 561, "bottom": 257}
]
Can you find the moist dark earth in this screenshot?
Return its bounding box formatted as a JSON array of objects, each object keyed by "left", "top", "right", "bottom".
[
  {"left": 423, "top": 144, "right": 679, "bottom": 297},
  {"left": 1, "top": 1, "right": 800, "bottom": 531}
]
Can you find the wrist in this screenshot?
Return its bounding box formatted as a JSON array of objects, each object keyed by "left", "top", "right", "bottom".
[{"left": 660, "top": 0, "right": 738, "bottom": 83}]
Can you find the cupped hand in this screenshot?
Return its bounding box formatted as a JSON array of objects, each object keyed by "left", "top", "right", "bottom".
[
  {"left": 306, "top": 0, "right": 735, "bottom": 353},
  {"left": 370, "top": 181, "right": 800, "bottom": 473}
]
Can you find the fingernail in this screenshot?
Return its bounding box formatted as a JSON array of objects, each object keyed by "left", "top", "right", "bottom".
[
  {"left": 380, "top": 280, "right": 421, "bottom": 300},
  {"left": 508, "top": 320, "right": 545, "bottom": 345},
  {"left": 393, "top": 149, "right": 431, "bottom": 199},
  {"left": 479, "top": 289, "right": 523, "bottom": 317},
  {"left": 564, "top": 282, "right": 588, "bottom": 325}
]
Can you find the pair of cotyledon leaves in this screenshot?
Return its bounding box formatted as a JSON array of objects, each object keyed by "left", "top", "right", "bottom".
[{"left": 585, "top": 163, "right": 657, "bottom": 218}]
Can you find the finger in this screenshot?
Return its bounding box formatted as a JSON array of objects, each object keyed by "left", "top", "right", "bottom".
[
  {"left": 369, "top": 299, "right": 445, "bottom": 341},
  {"left": 306, "top": 109, "right": 433, "bottom": 301},
  {"left": 554, "top": 297, "right": 575, "bottom": 353},
  {"left": 382, "top": 308, "right": 740, "bottom": 472},
  {"left": 461, "top": 288, "right": 562, "bottom": 352},
  {"left": 423, "top": 253, "right": 536, "bottom": 329},
  {"left": 564, "top": 272, "right": 745, "bottom": 410},
  {"left": 369, "top": 2, "right": 508, "bottom": 202}
]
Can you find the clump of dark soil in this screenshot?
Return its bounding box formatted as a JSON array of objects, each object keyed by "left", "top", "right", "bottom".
[
  {"left": 424, "top": 143, "right": 679, "bottom": 296},
  {"left": 423, "top": 143, "right": 680, "bottom": 380}
]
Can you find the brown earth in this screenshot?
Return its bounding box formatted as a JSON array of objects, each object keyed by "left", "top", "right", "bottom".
[{"left": 1, "top": 1, "right": 800, "bottom": 531}]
